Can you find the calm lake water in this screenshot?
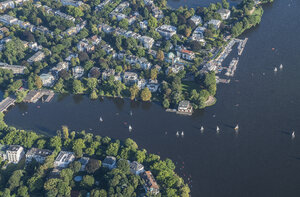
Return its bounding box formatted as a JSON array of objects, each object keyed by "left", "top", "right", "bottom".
[{"left": 4, "top": 0, "right": 300, "bottom": 196}]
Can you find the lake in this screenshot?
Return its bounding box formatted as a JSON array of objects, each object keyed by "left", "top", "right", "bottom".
[{"left": 4, "top": 0, "right": 300, "bottom": 196}]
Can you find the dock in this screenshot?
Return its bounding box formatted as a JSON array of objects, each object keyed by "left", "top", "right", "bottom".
[
  {"left": 237, "top": 38, "right": 248, "bottom": 56},
  {"left": 225, "top": 58, "right": 239, "bottom": 77},
  {"left": 0, "top": 97, "right": 16, "bottom": 113},
  {"left": 24, "top": 89, "right": 55, "bottom": 103}
]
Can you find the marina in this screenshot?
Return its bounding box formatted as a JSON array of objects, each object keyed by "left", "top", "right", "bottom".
[{"left": 23, "top": 89, "right": 55, "bottom": 103}]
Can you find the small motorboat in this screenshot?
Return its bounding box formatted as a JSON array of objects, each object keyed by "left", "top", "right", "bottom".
[
  {"left": 292, "top": 131, "right": 295, "bottom": 139},
  {"left": 235, "top": 124, "right": 239, "bottom": 130}
]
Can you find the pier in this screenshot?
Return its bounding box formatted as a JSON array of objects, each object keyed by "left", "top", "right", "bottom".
[
  {"left": 0, "top": 97, "right": 16, "bottom": 112},
  {"left": 225, "top": 58, "right": 239, "bottom": 77},
  {"left": 24, "top": 89, "right": 55, "bottom": 103},
  {"left": 237, "top": 38, "right": 248, "bottom": 56}
]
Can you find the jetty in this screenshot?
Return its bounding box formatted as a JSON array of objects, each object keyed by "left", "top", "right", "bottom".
[
  {"left": 225, "top": 58, "right": 239, "bottom": 77},
  {"left": 237, "top": 38, "right": 248, "bottom": 56},
  {"left": 24, "top": 89, "right": 54, "bottom": 103},
  {"left": 0, "top": 97, "right": 16, "bottom": 112}
]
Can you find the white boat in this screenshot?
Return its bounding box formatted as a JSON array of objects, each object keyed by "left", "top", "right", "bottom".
[
  {"left": 129, "top": 125, "right": 132, "bottom": 131},
  {"left": 216, "top": 126, "right": 220, "bottom": 133},
  {"left": 292, "top": 131, "right": 295, "bottom": 139},
  {"left": 279, "top": 64, "right": 283, "bottom": 69},
  {"left": 274, "top": 67, "right": 278, "bottom": 72},
  {"left": 176, "top": 131, "right": 179, "bottom": 137},
  {"left": 235, "top": 124, "right": 239, "bottom": 130},
  {"left": 200, "top": 126, "right": 204, "bottom": 132},
  {"left": 99, "top": 117, "right": 103, "bottom": 122},
  {"left": 129, "top": 111, "right": 133, "bottom": 116},
  {"left": 181, "top": 131, "right": 184, "bottom": 136}
]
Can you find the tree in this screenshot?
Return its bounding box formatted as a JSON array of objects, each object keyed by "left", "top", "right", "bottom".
[
  {"left": 119, "top": 18, "right": 129, "bottom": 29},
  {"left": 86, "top": 159, "right": 101, "bottom": 174},
  {"left": 4, "top": 38, "right": 26, "bottom": 64},
  {"left": 106, "top": 142, "right": 119, "bottom": 156},
  {"left": 67, "top": 6, "right": 84, "bottom": 18},
  {"left": 50, "top": 136, "right": 62, "bottom": 151},
  {"left": 69, "top": 161, "right": 82, "bottom": 173},
  {"left": 90, "top": 90, "right": 98, "bottom": 100},
  {"left": 62, "top": 125, "right": 69, "bottom": 139},
  {"left": 148, "top": 16, "right": 158, "bottom": 29},
  {"left": 222, "top": 0, "right": 230, "bottom": 9},
  {"left": 157, "top": 50, "right": 165, "bottom": 62},
  {"left": 129, "top": 84, "right": 139, "bottom": 100},
  {"left": 81, "top": 175, "right": 95, "bottom": 188},
  {"left": 86, "top": 78, "right": 98, "bottom": 90},
  {"left": 124, "top": 138, "right": 138, "bottom": 150},
  {"left": 163, "top": 99, "right": 170, "bottom": 108},
  {"left": 73, "top": 80, "right": 84, "bottom": 94},
  {"left": 140, "top": 88, "right": 152, "bottom": 101},
  {"left": 8, "top": 170, "right": 23, "bottom": 190},
  {"left": 117, "top": 159, "right": 130, "bottom": 174},
  {"left": 17, "top": 186, "right": 29, "bottom": 197},
  {"left": 185, "top": 27, "right": 192, "bottom": 37},
  {"left": 35, "top": 76, "right": 43, "bottom": 89},
  {"left": 72, "top": 138, "right": 86, "bottom": 157},
  {"left": 150, "top": 68, "right": 158, "bottom": 80},
  {"left": 15, "top": 90, "right": 27, "bottom": 103}
]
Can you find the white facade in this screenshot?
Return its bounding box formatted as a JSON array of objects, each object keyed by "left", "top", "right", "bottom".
[
  {"left": 26, "top": 148, "right": 52, "bottom": 163},
  {"left": 54, "top": 151, "right": 75, "bottom": 168},
  {"left": 156, "top": 25, "right": 177, "bottom": 39},
  {"left": 217, "top": 9, "right": 231, "bottom": 20},
  {"left": 40, "top": 73, "right": 55, "bottom": 87},
  {"left": 6, "top": 145, "right": 25, "bottom": 164}
]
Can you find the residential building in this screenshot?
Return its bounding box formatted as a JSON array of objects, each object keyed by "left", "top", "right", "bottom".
[
  {"left": 190, "top": 15, "right": 203, "bottom": 26},
  {"left": 123, "top": 72, "right": 138, "bottom": 85},
  {"left": 28, "top": 42, "right": 42, "bottom": 51},
  {"left": 178, "top": 49, "right": 195, "bottom": 61},
  {"left": 25, "top": 148, "right": 52, "bottom": 163},
  {"left": 6, "top": 145, "right": 25, "bottom": 164},
  {"left": 0, "top": 1, "right": 15, "bottom": 11},
  {"left": 156, "top": 25, "right": 177, "bottom": 39},
  {"left": 139, "top": 20, "right": 148, "bottom": 29},
  {"left": 0, "top": 14, "right": 17, "bottom": 25},
  {"left": 51, "top": 61, "right": 69, "bottom": 73},
  {"left": 0, "top": 62, "right": 26, "bottom": 74},
  {"left": 72, "top": 66, "right": 84, "bottom": 79},
  {"left": 166, "top": 63, "right": 184, "bottom": 74},
  {"left": 178, "top": 100, "right": 193, "bottom": 114},
  {"left": 137, "top": 79, "right": 147, "bottom": 89},
  {"left": 77, "top": 39, "right": 95, "bottom": 52},
  {"left": 207, "top": 19, "right": 221, "bottom": 29},
  {"left": 102, "top": 156, "right": 116, "bottom": 169},
  {"left": 217, "top": 9, "right": 231, "bottom": 20},
  {"left": 152, "top": 7, "right": 164, "bottom": 19},
  {"left": 130, "top": 161, "right": 145, "bottom": 175},
  {"left": 60, "top": 0, "right": 84, "bottom": 7},
  {"left": 27, "top": 51, "right": 45, "bottom": 63},
  {"left": 0, "top": 144, "right": 8, "bottom": 161},
  {"left": 139, "top": 36, "right": 154, "bottom": 49},
  {"left": 142, "top": 171, "right": 160, "bottom": 195},
  {"left": 102, "top": 69, "right": 115, "bottom": 80},
  {"left": 147, "top": 80, "right": 159, "bottom": 92},
  {"left": 79, "top": 157, "right": 90, "bottom": 171},
  {"left": 191, "top": 26, "right": 206, "bottom": 44},
  {"left": 40, "top": 73, "right": 55, "bottom": 87},
  {"left": 54, "top": 151, "right": 75, "bottom": 168}
]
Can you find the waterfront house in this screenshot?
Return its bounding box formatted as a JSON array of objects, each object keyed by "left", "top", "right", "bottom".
[
  {"left": 6, "top": 145, "right": 25, "bottom": 164},
  {"left": 190, "top": 15, "right": 203, "bottom": 26},
  {"left": 217, "top": 9, "right": 231, "bottom": 20},
  {"left": 137, "top": 78, "right": 147, "bottom": 90},
  {"left": 102, "top": 156, "right": 116, "bottom": 169},
  {"left": 156, "top": 25, "right": 177, "bottom": 39},
  {"left": 25, "top": 148, "right": 52, "bottom": 163},
  {"left": 142, "top": 171, "right": 160, "bottom": 195},
  {"left": 207, "top": 19, "right": 221, "bottom": 29},
  {"left": 54, "top": 151, "right": 75, "bottom": 168},
  {"left": 178, "top": 100, "right": 193, "bottom": 114},
  {"left": 130, "top": 161, "right": 145, "bottom": 175},
  {"left": 147, "top": 79, "right": 159, "bottom": 92},
  {"left": 123, "top": 72, "right": 138, "bottom": 85},
  {"left": 40, "top": 73, "right": 55, "bottom": 87},
  {"left": 72, "top": 66, "right": 84, "bottom": 79}
]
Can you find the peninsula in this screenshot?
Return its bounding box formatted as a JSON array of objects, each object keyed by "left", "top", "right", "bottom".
[{"left": 0, "top": 0, "right": 273, "bottom": 114}]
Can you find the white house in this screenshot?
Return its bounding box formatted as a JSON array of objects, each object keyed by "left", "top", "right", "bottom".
[
  {"left": 25, "top": 148, "right": 52, "bottom": 163},
  {"left": 123, "top": 72, "right": 138, "bottom": 85},
  {"left": 27, "top": 51, "right": 45, "bottom": 63},
  {"left": 130, "top": 161, "right": 145, "bottom": 175},
  {"left": 190, "top": 15, "right": 203, "bottom": 26},
  {"left": 72, "top": 66, "right": 84, "bottom": 79},
  {"left": 207, "top": 19, "right": 221, "bottom": 29},
  {"left": 156, "top": 25, "right": 177, "bottom": 39},
  {"left": 139, "top": 36, "right": 154, "bottom": 49},
  {"left": 6, "top": 145, "right": 25, "bottom": 164},
  {"left": 177, "top": 49, "right": 195, "bottom": 61},
  {"left": 54, "top": 151, "right": 75, "bottom": 168},
  {"left": 166, "top": 63, "right": 184, "bottom": 75},
  {"left": 51, "top": 61, "right": 69, "bottom": 73},
  {"left": 178, "top": 100, "right": 193, "bottom": 114},
  {"left": 217, "top": 9, "right": 231, "bottom": 20},
  {"left": 102, "top": 156, "right": 116, "bottom": 169},
  {"left": 40, "top": 73, "right": 55, "bottom": 87}
]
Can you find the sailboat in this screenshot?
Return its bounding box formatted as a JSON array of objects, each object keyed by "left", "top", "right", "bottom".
[
  {"left": 200, "top": 126, "right": 204, "bottom": 132},
  {"left": 129, "top": 125, "right": 132, "bottom": 131},
  {"left": 176, "top": 131, "right": 179, "bottom": 137},
  {"left": 274, "top": 67, "right": 278, "bottom": 72},
  {"left": 279, "top": 64, "right": 283, "bottom": 69},
  {"left": 129, "top": 110, "right": 133, "bottom": 116},
  {"left": 181, "top": 131, "right": 184, "bottom": 136},
  {"left": 99, "top": 117, "right": 103, "bottom": 122},
  {"left": 292, "top": 131, "right": 295, "bottom": 139},
  {"left": 216, "top": 126, "right": 220, "bottom": 133},
  {"left": 235, "top": 124, "right": 239, "bottom": 131}
]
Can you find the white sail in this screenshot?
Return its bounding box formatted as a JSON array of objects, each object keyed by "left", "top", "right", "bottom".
[
  {"left": 274, "top": 67, "right": 278, "bottom": 72},
  {"left": 200, "top": 126, "right": 204, "bottom": 131},
  {"left": 279, "top": 64, "right": 283, "bottom": 69},
  {"left": 129, "top": 125, "right": 132, "bottom": 131},
  {"left": 181, "top": 131, "right": 184, "bottom": 136},
  {"left": 99, "top": 117, "right": 103, "bottom": 122},
  {"left": 235, "top": 124, "right": 239, "bottom": 130},
  {"left": 176, "top": 131, "right": 179, "bottom": 136},
  {"left": 216, "top": 126, "right": 220, "bottom": 131},
  {"left": 292, "top": 131, "right": 295, "bottom": 139}
]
